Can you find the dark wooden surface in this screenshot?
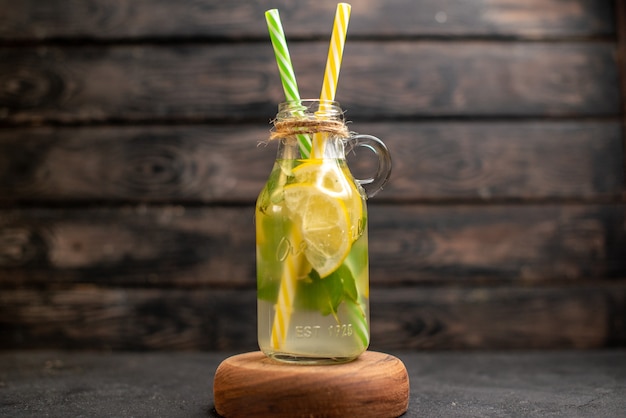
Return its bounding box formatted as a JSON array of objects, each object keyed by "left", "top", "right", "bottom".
[
  {"left": 1, "top": 121, "right": 623, "bottom": 202},
  {"left": 1, "top": 0, "right": 625, "bottom": 351},
  {"left": 1, "top": 350, "right": 625, "bottom": 417},
  {"left": 0, "top": 42, "right": 619, "bottom": 124},
  {"left": 0, "top": 0, "right": 615, "bottom": 40},
  {"left": 1, "top": 284, "right": 625, "bottom": 351},
  {"left": 1, "top": 204, "right": 625, "bottom": 285}
]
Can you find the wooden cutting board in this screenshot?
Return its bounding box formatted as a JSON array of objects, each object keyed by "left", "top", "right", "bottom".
[{"left": 213, "top": 351, "right": 409, "bottom": 418}]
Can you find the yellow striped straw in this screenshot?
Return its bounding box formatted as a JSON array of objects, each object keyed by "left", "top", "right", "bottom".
[
  {"left": 312, "top": 3, "right": 352, "bottom": 158},
  {"left": 270, "top": 230, "right": 302, "bottom": 350}
]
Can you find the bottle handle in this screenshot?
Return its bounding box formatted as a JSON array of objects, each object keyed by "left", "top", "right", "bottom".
[{"left": 345, "top": 134, "right": 392, "bottom": 198}]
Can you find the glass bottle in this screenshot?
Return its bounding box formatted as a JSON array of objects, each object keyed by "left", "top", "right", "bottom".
[{"left": 256, "top": 99, "right": 391, "bottom": 364}]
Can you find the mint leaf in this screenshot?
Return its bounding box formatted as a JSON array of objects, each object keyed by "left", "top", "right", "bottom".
[
  {"left": 294, "top": 268, "right": 343, "bottom": 316},
  {"left": 341, "top": 264, "right": 359, "bottom": 303}
]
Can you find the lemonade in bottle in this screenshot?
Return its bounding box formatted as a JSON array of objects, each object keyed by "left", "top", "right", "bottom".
[{"left": 256, "top": 100, "right": 391, "bottom": 364}]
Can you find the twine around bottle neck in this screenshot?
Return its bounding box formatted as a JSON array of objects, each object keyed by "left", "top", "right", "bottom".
[{"left": 270, "top": 118, "right": 350, "bottom": 141}]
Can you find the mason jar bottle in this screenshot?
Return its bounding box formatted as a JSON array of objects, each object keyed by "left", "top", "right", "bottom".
[{"left": 256, "top": 99, "right": 391, "bottom": 364}]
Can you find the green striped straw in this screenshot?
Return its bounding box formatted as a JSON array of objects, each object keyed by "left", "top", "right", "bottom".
[{"left": 265, "top": 9, "right": 312, "bottom": 158}]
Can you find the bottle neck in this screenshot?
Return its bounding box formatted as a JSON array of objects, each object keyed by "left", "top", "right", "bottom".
[
  {"left": 276, "top": 136, "right": 345, "bottom": 160},
  {"left": 277, "top": 99, "right": 344, "bottom": 121},
  {"left": 273, "top": 99, "right": 348, "bottom": 160}
]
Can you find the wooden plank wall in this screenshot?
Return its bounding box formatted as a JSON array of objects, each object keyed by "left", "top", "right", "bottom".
[{"left": 1, "top": 0, "right": 625, "bottom": 351}]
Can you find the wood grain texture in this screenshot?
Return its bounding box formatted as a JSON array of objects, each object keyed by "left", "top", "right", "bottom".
[
  {"left": 0, "top": 42, "right": 619, "bottom": 124},
  {"left": 0, "top": 206, "right": 257, "bottom": 288},
  {"left": 0, "top": 204, "right": 624, "bottom": 287},
  {"left": 0, "top": 121, "right": 622, "bottom": 203},
  {"left": 369, "top": 204, "right": 626, "bottom": 283},
  {"left": 617, "top": 0, "right": 626, "bottom": 135},
  {"left": 0, "top": 0, "right": 624, "bottom": 353},
  {"left": 1, "top": 284, "right": 625, "bottom": 350},
  {"left": 367, "top": 120, "right": 624, "bottom": 201},
  {"left": 0, "top": 0, "right": 615, "bottom": 40},
  {"left": 372, "top": 285, "right": 626, "bottom": 350},
  {"left": 0, "top": 125, "right": 275, "bottom": 204},
  {"left": 213, "top": 351, "right": 409, "bottom": 418},
  {"left": 0, "top": 288, "right": 257, "bottom": 350}
]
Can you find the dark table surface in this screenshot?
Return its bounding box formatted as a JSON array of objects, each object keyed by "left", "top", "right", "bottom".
[{"left": 1, "top": 350, "right": 625, "bottom": 417}]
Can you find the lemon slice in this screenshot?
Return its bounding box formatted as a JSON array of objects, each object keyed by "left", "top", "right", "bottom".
[
  {"left": 283, "top": 184, "right": 351, "bottom": 278},
  {"left": 292, "top": 161, "right": 363, "bottom": 241}
]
